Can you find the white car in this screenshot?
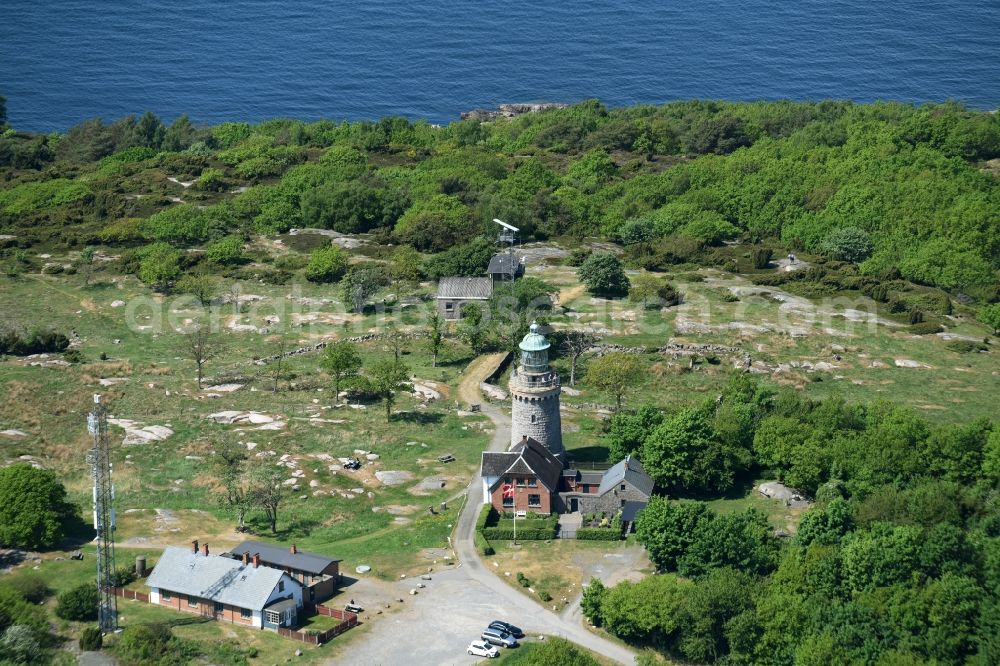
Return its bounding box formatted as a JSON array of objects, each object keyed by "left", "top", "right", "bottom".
[{"left": 467, "top": 640, "right": 500, "bottom": 658}]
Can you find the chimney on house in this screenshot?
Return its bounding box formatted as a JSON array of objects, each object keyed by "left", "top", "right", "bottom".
[
  {"left": 290, "top": 544, "right": 297, "bottom": 555},
  {"left": 202, "top": 543, "right": 209, "bottom": 557},
  {"left": 252, "top": 553, "right": 260, "bottom": 568},
  {"left": 242, "top": 552, "right": 250, "bottom": 566},
  {"left": 192, "top": 539, "right": 199, "bottom": 554}
]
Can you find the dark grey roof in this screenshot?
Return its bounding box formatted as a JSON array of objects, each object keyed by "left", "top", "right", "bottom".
[
  {"left": 598, "top": 456, "right": 655, "bottom": 497},
  {"left": 621, "top": 500, "right": 648, "bottom": 523},
  {"left": 480, "top": 437, "right": 563, "bottom": 491},
  {"left": 487, "top": 255, "right": 524, "bottom": 275},
  {"left": 146, "top": 546, "right": 290, "bottom": 611},
  {"left": 265, "top": 597, "right": 298, "bottom": 613},
  {"left": 230, "top": 541, "right": 340, "bottom": 576},
  {"left": 437, "top": 277, "right": 493, "bottom": 300},
  {"left": 579, "top": 471, "right": 605, "bottom": 485}
]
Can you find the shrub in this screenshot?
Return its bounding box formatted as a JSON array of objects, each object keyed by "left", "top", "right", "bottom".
[
  {"left": 908, "top": 309, "right": 924, "bottom": 325},
  {"left": 576, "top": 528, "right": 623, "bottom": 541},
  {"left": 516, "top": 572, "right": 531, "bottom": 588},
  {"left": 0, "top": 327, "right": 69, "bottom": 356},
  {"left": 136, "top": 242, "right": 183, "bottom": 289},
  {"left": 304, "top": 245, "right": 348, "bottom": 283},
  {"left": 538, "top": 590, "right": 552, "bottom": 602},
  {"left": 945, "top": 340, "right": 988, "bottom": 354},
  {"left": 204, "top": 236, "right": 244, "bottom": 264},
  {"left": 476, "top": 504, "right": 497, "bottom": 531},
  {"left": 750, "top": 246, "right": 773, "bottom": 269},
  {"left": 909, "top": 322, "right": 944, "bottom": 335},
  {"left": 979, "top": 303, "right": 1000, "bottom": 335},
  {"left": 110, "top": 566, "right": 136, "bottom": 588},
  {"left": 141, "top": 205, "right": 212, "bottom": 245},
  {"left": 1, "top": 575, "right": 50, "bottom": 604},
  {"left": 56, "top": 584, "right": 98, "bottom": 621},
  {"left": 79, "top": 626, "right": 103, "bottom": 651}
]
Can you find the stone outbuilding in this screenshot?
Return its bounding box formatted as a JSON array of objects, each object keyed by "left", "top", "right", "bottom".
[
  {"left": 560, "top": 456, "right": 654, "bottom": 516},
  {"left": 436, "top": 277, "right": 493, "bottom": 320}
]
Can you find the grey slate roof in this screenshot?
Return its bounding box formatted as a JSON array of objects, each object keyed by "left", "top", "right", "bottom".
[
  {"left": 229, "top": 541, "right": 341, "bottom": 576},
  {"left": 621, "top": 500, "right": 648, "bottom": 523},
  {"left": 597, "top": 456, "right": 655, "bottom": 497},
  {"left": 487, "top": 254, "right": 524, "bottom": 276},
  {"left": 481, "top": 437, "right": 563, "bottom": 491},
  {"left": 146, "top": 546, "right": 291, "bottom": 611},
  {"left": 436, "top": 277, "right": 493, "bottom": 300}
]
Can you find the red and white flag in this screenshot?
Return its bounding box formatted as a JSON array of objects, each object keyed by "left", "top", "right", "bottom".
[{"left": 501, "top": 483, "right": 514, "bottom": 499}]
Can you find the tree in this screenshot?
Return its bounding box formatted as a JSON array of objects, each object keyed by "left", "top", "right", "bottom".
[
  {"left": 180, "top": 325, "right": 222, "bottom": 389},
  {"left": 678, "top": 509, "right": 778, "bottom": 578},
  {"left": 136, "top": 242, "right": 182, "bottom": 290},
  {"left": 394, "top": 194, "right": 477, "bottom": 251},
  {"left": 213, "top": 441, "right": 252, "bottom": 532},
  {"left": 0, "top": 465, "right": 78, "bottom": 550},
  {"left": 427, "top": 309, "right": 445, "bottom": 367},
  {"left": 388, "top": 245, "right": 423, "bottom": 287},
  {"left": 607, "top": 404, "right": 664, "bottom": 462},
  {"left": 978, "top": 303, "right": 1000, "bottom": 335},
  {"left": 367, "top": 359, "right": 410, "bottom": 422},
  {"left": 77, "top": 246, "right": 96, "bottom": 286},
  {"left": 423, "top": 236, "right": 495, "bottom": 278},
  {"left": 341, "top": 264, "right": 387, "bottom": 313},
  {"left": 628, "top": 273, "right": 680, "bottom": 309},
  {"left": 175, "top": 273, "right": 219, "bottom": 306},
  {"left": 248, "top": 461, "right": 285, "bottom": 534},
  {"left": 55, "top": 584, "right": 98, "bottom": 621},
  {"left": 635, "top": 497, "right": 712, "bottom": 571},
  {"left": 581, "top": 578, "right": 606, "bottom": 626},
  {"left": 321, "top": 341, "right": 362, "bottom": 400},
  {"left": 578, "top": 252, "right": 630, "bottom": 297},
  {"left": 585, "top": 352, "right": 642, "bottom": 410},
  {"left": 559, "top": 330, "right": 597, "bottom": 386},
  {"left": 820, "top": 226, "right": 874, "bottom": 263},
  {"left": 304, "top": 245, "right": 348, "bottom": 283},
  {"left": 642, "top": 407, "right": 715, "bottom": 493}
]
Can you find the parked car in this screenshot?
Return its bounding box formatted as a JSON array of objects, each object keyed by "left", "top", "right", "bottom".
[
  {"left": 467, "top": 640, "right": 500, "bottom": 658},
  {"left": 481, "top": 628, "right": 518, "bottom": 648},
  {"left": 488, "top": 620, "right": 524, "bottom": 638}
]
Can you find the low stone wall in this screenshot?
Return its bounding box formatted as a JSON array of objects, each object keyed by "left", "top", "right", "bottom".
[
  {"left": 589, "top": 342, "right": 742, "bottom": 356},
  {"left": 253, "top": 332, "right": 427, "bottom": 366}
]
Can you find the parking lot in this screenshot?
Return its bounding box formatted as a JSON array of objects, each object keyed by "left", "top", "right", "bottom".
[{"left": 329, "top": 567, "right": 540, "bottom": 666}]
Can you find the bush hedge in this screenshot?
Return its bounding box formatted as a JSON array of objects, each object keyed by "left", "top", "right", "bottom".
[
  {"left": 576, "top": 527, "right": 624, "bottom": 541},
  {"left": 481, "top": 525, "right": 557, "bottom": 541},
  {"left": 476, "top": 504, "right": 496, "bottom": 531}
]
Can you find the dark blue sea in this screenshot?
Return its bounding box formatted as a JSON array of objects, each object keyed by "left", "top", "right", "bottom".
[{"left": 2, "top": 1, "right": 998, "bottom": 132}]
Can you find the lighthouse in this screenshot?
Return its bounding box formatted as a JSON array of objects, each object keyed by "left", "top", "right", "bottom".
[{"left": 509, "top": 322, "right": 564, "bottom": 458}]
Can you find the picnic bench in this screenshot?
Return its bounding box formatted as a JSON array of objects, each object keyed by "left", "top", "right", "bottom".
[{"left": 437, "top": 454, "right": 456, "bottom": 463}]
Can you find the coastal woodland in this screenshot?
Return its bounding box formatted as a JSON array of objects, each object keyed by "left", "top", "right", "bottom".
[{"left": 0, "top": 96, "right": 999, "bottom": 665}]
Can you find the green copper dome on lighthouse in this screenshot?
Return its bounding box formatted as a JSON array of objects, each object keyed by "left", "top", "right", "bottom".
[{"left": 519, "top": 322, "right": 550, "bottom": 352}]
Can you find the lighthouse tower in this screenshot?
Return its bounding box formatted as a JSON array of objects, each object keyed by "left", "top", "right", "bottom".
[{"left": 509, "top": 322, "right": 564, "bottom": 458}]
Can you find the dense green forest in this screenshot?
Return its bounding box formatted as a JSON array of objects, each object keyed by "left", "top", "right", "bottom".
[
  {"left": 585, "top": 374, "right": 1000, "bottom": 665},
  {"left": 1, "top": 97, "right": 998, "bottom": 302}
]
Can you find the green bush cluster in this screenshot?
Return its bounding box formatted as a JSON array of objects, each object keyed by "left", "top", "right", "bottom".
[{"left": 0, "top": 327, "right": 69, "bottom": 356}]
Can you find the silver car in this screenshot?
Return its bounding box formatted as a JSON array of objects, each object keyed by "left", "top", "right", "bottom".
[{"left": 481, "top": 628, "right": 518, "bottom": 648}]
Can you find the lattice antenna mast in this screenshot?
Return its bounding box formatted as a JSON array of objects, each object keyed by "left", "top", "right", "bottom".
[
  {"left": 87, "top": 394, "right": 118, "bottom": 633},
  {"left": 494, "top": 218, "right": 520, "bottom": 283}
]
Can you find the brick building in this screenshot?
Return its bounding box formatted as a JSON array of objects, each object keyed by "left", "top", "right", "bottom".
[
  {"left": 481, "top": 436, "right": 563, "bottom": 513},
  {"left": 146, "top": 542, "right": 303, "bottom": 630}
]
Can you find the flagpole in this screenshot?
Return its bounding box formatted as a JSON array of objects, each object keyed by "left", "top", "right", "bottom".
[{"left": 513, "top": 505, "right": 517, "bottom": 545}]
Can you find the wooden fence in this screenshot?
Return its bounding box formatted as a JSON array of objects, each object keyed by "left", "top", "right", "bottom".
[
  {"left": 279, "top": 604, "right": 359, "bottom": 645},
  {"left": 111, "top": 587, "right": 149, "bottom": 602}
]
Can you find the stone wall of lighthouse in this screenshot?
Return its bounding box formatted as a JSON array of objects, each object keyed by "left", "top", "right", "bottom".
[{"left": 508, "top": 323, "right": 564, "bottom": 458}]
